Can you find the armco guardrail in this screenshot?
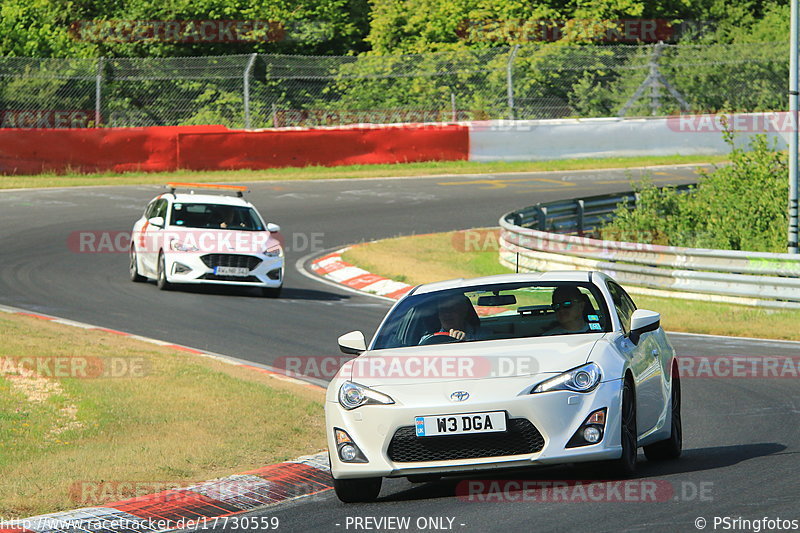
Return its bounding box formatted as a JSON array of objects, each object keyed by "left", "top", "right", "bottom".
[
  {"left": 500, "top": 192, "right": 800, "bottom": 309},
  {"left": 505, "top": 187, "right": 692, "bottom": 235}
]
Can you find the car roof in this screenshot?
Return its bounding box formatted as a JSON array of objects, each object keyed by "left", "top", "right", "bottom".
[
  {"left": 158, "top": 193, "right": 254, "bottom": 207},
  {"left": 412, "top": 271, "right": 595, "bottom": 295}
]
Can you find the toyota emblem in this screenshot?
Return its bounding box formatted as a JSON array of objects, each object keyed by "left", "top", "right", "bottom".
[{"left": 450, "top": 391, "right": 470, "bottom": 402}]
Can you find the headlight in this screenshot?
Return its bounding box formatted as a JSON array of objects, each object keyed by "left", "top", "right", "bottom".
[
  {"left": 170, "top": 240, "right": 199, "bottom": 252},
  {"left": 338, "top": 382, "right": 394, "bottom": 410},
  {"left": 532, "top": 363, "right": 602, "bottom": 394},
  {"left": 264, "top": 246, "right": 283, "bottom": 257}
]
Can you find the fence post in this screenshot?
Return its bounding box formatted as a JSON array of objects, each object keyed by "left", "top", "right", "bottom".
[
  {"left": 790, "top": 0, "right": 799, "bottom": 253},
  {"left": 618, "top": 42, "right": 688, "bottom": 117},
  {"left": 506, "top": 45, "right": 520, "bottom": 120},
  {"left": 451, "top": 92, "right": 457, "bottom": 122},
  {"left": 649, "top": 42, "right": 663, "bottom": 116},
  {"left": 95, "top": 57, "right": 104, "bottom": 127},
  {"left": 243, "top": 53, "right": 257, "bottom": 129}
]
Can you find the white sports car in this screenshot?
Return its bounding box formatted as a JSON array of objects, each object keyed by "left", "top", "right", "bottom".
[
  {"left": 326, "top": 271, "right": 681, "bottom": 502},
  {"left": 129, "top": 183, "right": 284, "bottom": 297}
]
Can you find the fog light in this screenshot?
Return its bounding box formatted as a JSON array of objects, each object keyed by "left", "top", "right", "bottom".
[
  {"left": 566, "top": 408, "right": 608, "bottom": 448},
  {"left": 172, "top": 262, "right": 191, "bottom": 274},
  {"left": 583, "top": 426, "right": 602, "bottom": 443},
  {"left": 333, "top": 427, "right": 368, "bottom": 463},
  {"left": 339, "top": 444, "right": 358, "bottom": 462}
]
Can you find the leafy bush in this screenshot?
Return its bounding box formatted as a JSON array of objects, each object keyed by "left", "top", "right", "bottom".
[{"left": 600, "top": 130, "right": 789, "bottom": 252}]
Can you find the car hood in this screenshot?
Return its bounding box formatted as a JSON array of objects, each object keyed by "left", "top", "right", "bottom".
[{"left": 344, "top": 334, "right": 604, "bottom": 387}]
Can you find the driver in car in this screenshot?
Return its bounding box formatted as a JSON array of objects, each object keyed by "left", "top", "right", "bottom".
[
  {"left": 418, "top": 294, "right": 481, "bottom": 344},
  {"left": 219, "top": 209, "right": 242, "bottom": 229}
]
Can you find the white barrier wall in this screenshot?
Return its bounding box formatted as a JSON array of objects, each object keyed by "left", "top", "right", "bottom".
[{"left": 469, "top": 113, "right": 792, "bottom": 161}]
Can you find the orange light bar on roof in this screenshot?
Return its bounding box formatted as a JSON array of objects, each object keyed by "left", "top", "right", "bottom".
[{"left": 166, "top": 182, "right": 248, "bottom": 192}]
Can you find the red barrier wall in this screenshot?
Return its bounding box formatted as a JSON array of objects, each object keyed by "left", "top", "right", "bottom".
[
  {"left": 177, "top": 126, "right": 469, "bottom": 170},
  {"left": 0, "top": 125, "right": 227, "bottom": 175},
  {"left": 0, "top": 124, "right": 468, "bottom": 175}
]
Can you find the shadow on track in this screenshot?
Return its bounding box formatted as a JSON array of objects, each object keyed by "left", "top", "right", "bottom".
[
  {"left": 152, "top": 283, "right": 351, "bottom": 301},
  {"left": 378, "top": 442, "right": 786, "bottom": 503}
]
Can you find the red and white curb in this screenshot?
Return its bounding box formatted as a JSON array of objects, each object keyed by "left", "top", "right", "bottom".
[
  {"left": 310, "top": 247, "right": 413, "bottom": 301},
  {"left": 309, "top": 247, "right": 506, "bottom": 317},
  {"left": 0, "top": 453, "right": 331, "bottom": 533}
]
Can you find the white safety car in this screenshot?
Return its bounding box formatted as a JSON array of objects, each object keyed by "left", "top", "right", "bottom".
[
  {"left": 129, "top": 183, "right": 284, "bottom": 297},
  {"left": 326, "top": 271, "right": 681, "bottom": 502}
]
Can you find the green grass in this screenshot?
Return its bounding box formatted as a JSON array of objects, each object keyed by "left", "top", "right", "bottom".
[
  {"left": 0, "top": 312, "right": 326, "bottom": 519},
  {"left": 0, "top": 154, "right": 727, "bottom": 189},
  {"left": 343, "top": 231, "right": 504, "bottom": 287},
  {"left": 342, "top": 230, "right": 800, "bottom": 342}
]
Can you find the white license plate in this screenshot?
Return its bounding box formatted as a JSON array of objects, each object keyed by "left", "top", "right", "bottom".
[
  {"left": 415, "top": 411, "right": 506, "bottom": 437},
  {"left": 214, "top": 266, "right": 249, "bottom": 276}
]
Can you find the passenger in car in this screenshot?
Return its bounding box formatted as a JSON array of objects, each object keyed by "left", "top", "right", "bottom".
[{"left": 545, "top": 286, "right": 592, "bottom": 335}]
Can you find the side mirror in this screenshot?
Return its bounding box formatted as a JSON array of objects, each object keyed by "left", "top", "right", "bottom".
[
  {"left": 267, "top": 223, "right": 280, "bottom": 233},
  {"left": 628, "top": 309, "right": 661, "bottom": 345},
  {"left": 338, "top": 331, "right": 366, "bottom": 355},
  {"left": 148, "top": 216, "right": 165, "bottom": 228}
]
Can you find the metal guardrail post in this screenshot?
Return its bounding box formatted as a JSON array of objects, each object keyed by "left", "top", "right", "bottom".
[
  {"left": 536, "top": 206, "right": 547, "bottom": 230},
  {"left": 243, "top": 53, "right": 257, "bottom": 130},
  {"left": 576, "top": 199, "right": 585, "bottom": 235}
]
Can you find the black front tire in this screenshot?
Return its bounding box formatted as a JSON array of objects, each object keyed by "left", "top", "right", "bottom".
[
  {"left": 606, "top": 377, "right": 637, "bottom": 477},
  {"left": 129, "top": 247, "right": 145, "bottom": 282},
  {"left": 644, "top": 368, "right": 682, "bottom": 461},
  {"left": 333, "top": 476, "right": 382, "bottom": 503},
  {"left": 156, "top": 252, "right": 172, "bottom": 290}
]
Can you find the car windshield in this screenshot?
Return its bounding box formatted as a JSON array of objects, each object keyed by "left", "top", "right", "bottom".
[
  {"left": 169, "top": 203, "right": 264, "bottom": 231},
  {"left": 371, "top": 281, "right": 611, "bottom": 350}
]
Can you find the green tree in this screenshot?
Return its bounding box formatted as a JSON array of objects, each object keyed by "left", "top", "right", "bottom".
[
  {"left": 0, "top": 0, "right": 371, "bottom": 58},
  {"left": 601, "top": 131, "right": 789, "bottom": 252}
]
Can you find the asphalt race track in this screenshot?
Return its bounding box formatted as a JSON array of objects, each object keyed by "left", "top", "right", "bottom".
[
  {"left": 0, "top": 165, "right": 702, "bottom": 364},
  {"left": 2, "top": 164, "right": 799, "bottom": 532}
]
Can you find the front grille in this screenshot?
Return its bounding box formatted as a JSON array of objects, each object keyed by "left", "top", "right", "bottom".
[
  {"left": 199, "top": 274, "right": 261, "bottom": 282},
  {"left": 201, "top": 254, "right": 262, "bottom": 270},
  {"left": 387, "top": 418, "right": 544, "bottom": 463}
]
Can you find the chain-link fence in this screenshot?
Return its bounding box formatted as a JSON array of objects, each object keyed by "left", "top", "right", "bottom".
[{"left": 0, "top": 42, "right": 788, "bottom": 129}]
